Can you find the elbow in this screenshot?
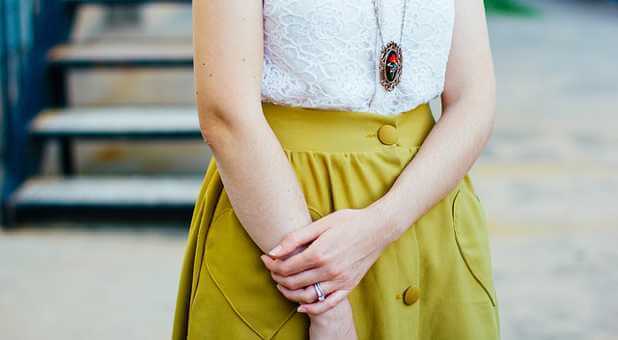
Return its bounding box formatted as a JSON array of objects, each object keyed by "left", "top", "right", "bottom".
[
  {"left": 198, "top": 103, "right": 260, "bottom": 153},
  {"left": 198, "top": 105, "right": 236, "bottom": 153},
  {"left": 472, "top": 61, "right": 497, "bottom": 118},
  {"left": 485, "top": 67, "right": 497, "bottom": 138},
  {"left": 444, "top": 73, "right": 497, "bottom": 144},
  {"left": 486, "top": 66, "right": 497, "bottom": 116},
  {"left": 474, "top": 78, "right": 496, "bottom": 148},
  {"left": 474, "top": 59, "right": 497, "bottom": 117},
  {"left": 469, "top": 68, "right": 497, "bottom": 136},
  {"left": 199, "top": 126, "right": 219, "bottom": 152},
  {"left": 476, "top": 86, "right": 496, "bottom": 152}
]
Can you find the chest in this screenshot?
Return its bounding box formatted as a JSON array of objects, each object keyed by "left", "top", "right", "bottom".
[{"left": 262, "top": 0, "right": 454, "bottom": 43}]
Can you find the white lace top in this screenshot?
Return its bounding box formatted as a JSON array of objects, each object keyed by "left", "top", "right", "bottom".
[{"left": 260, "top": 0, "right": 455, "bottom": 116}]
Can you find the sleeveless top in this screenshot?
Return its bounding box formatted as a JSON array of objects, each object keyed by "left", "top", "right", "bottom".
[{"left": 260, "top": 0, "right": 455, "bottom": 116}]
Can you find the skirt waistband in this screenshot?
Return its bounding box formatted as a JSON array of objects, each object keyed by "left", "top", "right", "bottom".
[{"left": 262, "top": 102, "right": 436, "bottom": 153}]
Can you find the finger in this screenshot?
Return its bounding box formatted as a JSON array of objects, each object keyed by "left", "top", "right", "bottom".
[
  {"left": 270, "top": 268, "right": 324, "bottom": 290},
  {"left": 298, "top": 289, "right": 349, "bottom": 315},
  {"left": 262, "top": 253, "right": 309, "bottom": 276},
  {"left": 260, "top": 254, "right": 279, "bottom": 272},
  {"left": 276, "top": 281, "right": 336, "bottom": 304},
  {"left": 274, "top": 248, "right": 323, "bottom": 282},
  {"left": 275, "top": 284, "right": 315, "bottom": 304},
  {"left": 270, "top": 267, "right": 329, "bottom": 290},
  {"left": 268, "top": 220, "right": 328, "bottom": 258},
  {"left": 261, "top": 253, "right": 310, "bottom": 277},
  {"left": 263, "top": 248, "right": 323, "bottom": 276},
  {"left": 273, "top": 247, "right": 324, "bottom": 276}
]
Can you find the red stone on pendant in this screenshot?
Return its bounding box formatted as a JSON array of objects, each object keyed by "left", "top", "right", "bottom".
[{"left": 387, "top": 53, "right": 399, "bottom": 63}]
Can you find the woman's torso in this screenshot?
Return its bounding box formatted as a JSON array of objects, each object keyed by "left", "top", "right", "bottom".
[{"left": 261, "top": 0, "right": 455, "bottom": 116}]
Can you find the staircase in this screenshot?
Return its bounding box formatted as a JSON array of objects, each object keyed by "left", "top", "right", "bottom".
[{"left": 1, "top": 0, "right": 205, "bottom": 227}]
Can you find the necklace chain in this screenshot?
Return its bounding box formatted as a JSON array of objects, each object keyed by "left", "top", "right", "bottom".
[
  {"left": 368, "top": 0, "right": 410, "bottom": 106},
  {"left": 372, "top": 0, "right": 409, "bottom": 47}
]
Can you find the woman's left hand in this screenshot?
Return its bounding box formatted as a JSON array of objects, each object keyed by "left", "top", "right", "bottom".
[{"left": 260, "top": 207, "right": 392, "bottom": 315}]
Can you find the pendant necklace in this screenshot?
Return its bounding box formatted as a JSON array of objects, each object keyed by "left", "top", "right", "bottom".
[{"left": 371, "top": 0, "right": 409, "bottom": 92}]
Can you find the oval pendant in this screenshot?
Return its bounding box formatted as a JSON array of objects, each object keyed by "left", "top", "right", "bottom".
[{"left": 379, "top": 41, "right": 403, "bottom": 92}]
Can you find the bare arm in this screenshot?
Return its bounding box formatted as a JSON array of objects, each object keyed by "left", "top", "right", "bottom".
[
  {"left": 262, "top": 0, "right": 496, "bottom": 314},
  {"left": 193, "top": 0, "right": 311, "bottom": 253},
  {"left": 373, "top": 0, "right": 496, "bottom": 241}
]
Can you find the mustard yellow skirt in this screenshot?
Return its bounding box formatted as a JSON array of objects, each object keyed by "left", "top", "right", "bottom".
[{"left": 172, "top": 102, "right": 500, "bottom": 340}]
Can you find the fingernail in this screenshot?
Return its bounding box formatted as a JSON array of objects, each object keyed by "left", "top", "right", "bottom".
[
  {"left": 297, "top": 306, "right": 306, "bottom": 313},
  {"left": 269, "top": 245, "right": 282, "bottom": 256}
]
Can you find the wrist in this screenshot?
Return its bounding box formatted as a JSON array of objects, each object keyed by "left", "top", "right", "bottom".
[{"left": 366, "top": 193, "right": 413, "bottom": 247}]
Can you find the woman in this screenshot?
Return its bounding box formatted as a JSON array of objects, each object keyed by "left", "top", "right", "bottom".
[{"left": 173, "top": 0, "right": 500, "bottom": 339}]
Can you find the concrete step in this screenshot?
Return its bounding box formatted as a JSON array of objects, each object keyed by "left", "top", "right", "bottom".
[
  {"left": 49, "top": 41, "right": 192, "bottom": 68},
  {"left": 31, "top": 106, "right": 201, "bottom": 140},
  {"left": 10, "top": 175, "right": 203, "bottom": 210}
]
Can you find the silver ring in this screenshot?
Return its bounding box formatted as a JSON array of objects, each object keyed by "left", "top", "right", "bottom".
[{"left": 313, "top": 282, "right": 326, "bottom": 302}]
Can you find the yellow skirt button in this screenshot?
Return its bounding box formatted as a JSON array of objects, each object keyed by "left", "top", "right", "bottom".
[
  {"left": 377, "top": 125, "right": 398, "bottom": 145},
  {"left": 403, "top": 286, "right": 420, "bottom": 306}
]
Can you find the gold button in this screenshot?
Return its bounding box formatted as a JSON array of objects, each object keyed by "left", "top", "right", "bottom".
[
  {"left": 377, "top": 125, "right": 398, "bottom": 145},
  {"left": 403, "top": 286, "right": 420, "bottom": 306}
]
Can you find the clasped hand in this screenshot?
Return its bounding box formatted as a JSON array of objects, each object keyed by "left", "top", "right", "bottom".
[{"left": 260, "top": 207, "right": 391, "bottom": 315}]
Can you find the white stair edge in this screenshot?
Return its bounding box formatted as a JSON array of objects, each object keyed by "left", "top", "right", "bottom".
[
  {"left": 49, "top": 41, "right": 193, "bottom": 63},
  {"left": 12, "top": 176, "right": 203, "bottom": 207},
  {"left": 31, "top": 106, "right": 200, "bottom": 135}
]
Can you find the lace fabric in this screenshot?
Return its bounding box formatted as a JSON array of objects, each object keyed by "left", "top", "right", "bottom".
[{"left": 261, "top": 0, "right": 455, "bottom": 116}]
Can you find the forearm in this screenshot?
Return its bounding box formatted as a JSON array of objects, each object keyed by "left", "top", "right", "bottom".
[
  {"left": 202, "top": 107, "right": 311, "bottom": 254},
  {"left": 369, "top": 93, "right": 495, "bottom": 246},
  {"left": 192, "top": 0, "right": 311, "bottom": 255}
]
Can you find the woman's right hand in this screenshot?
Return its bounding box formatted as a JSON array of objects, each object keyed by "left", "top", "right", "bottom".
[
  {"left": 264, "top": 246, "right": 383, "bottom": 312},
  {"left": 259, "top": 206, "right": 389, "bottom": 315}
]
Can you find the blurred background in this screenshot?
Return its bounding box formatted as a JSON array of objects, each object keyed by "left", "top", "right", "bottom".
[{"left": 1, "top": 0, "right": 616, "bottom": 339}]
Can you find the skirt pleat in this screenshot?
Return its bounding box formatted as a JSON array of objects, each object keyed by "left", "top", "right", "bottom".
[{"left": 172, "top": 102, "right": 500, "bottom": 340}]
